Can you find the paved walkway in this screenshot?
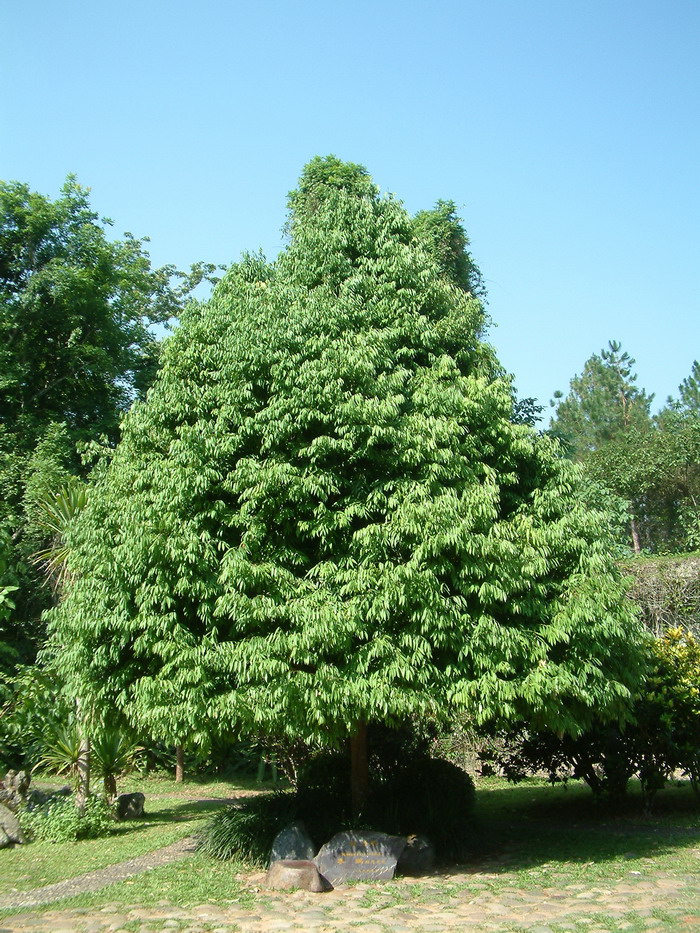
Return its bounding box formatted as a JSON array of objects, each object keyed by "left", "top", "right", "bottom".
[{"left": 1, "top": 866, "right": 699, "bottom": 932}]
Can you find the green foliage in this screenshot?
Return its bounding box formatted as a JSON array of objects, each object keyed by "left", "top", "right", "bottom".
[
  {"left": 0, "top": 176, "right": 209, "bottom": 452},
  {"left": 0, "top": 664, "right": 69, "bottom": 768},
  {"left": 49, "top": 157, "right": 647, "bottom": 762},
  {"left": 487, "top": 627, "right": 700, "bottom": 812},
  {"left": 21, "top": 793, "right": 114, "bottom": 842},
  {"left": 0, "top": 177, "right": 216, "bottom": 665},
  {"left": 412, "top": 199, "right": 486, "bottom": 297}
]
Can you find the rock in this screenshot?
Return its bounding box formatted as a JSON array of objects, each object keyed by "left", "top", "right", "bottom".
[
  {"left": 270, "top": 820, "right": 316, "bottom": 863},
  {"left": 397, "top": 834, "right": 436, "bottom": 876},
  {"left": 0, "top": 769, "right": 31, "bottom": 812},
  {"left": 115, "top": 792, "right": 146, "bottom": 820},
  {"left": 26, "top": 785, "right": 71, "bottom": 811},
  {"left": 0, "top": 825, "right": 11, "bottom": 848},
  {"left": 314, "top": 830, "right": 407, "bottom": 885},
  {"left": 0, "top": 802, "right": 26, "bottom": 845},
  {"left": 265, "top": 859, "right": 328, "bottom": 892}
]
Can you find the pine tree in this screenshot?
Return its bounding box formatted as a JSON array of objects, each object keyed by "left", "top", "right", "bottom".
[{"left": 49, "top": 158, "right": 647, "bottom": 810}]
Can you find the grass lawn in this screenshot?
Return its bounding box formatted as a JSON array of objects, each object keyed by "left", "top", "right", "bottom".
[
  {"left": 2, "top": 774, "right": 700, "bottom": 924},
  {"left": 0, "top": 772, "right": 262, "bottom": 898}
]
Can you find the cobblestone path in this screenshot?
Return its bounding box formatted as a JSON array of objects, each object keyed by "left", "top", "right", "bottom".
[{"left": 1, "top": 866, "right": 699, "bottom": 932}]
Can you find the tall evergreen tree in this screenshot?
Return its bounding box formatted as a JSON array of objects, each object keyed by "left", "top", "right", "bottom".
[
  {"left": 50, "top": 158, "right": 647, "bottom": 809},
  {"left": 550, "top": 341, "right": 652, "bottom": 459}
]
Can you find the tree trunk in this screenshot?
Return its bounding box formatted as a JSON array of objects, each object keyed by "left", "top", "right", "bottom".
[
  {"left": 103, "top": 773, "right": 117, "bottom": 802},
  {"left": 76, "top": 732, "right": 90, "bottom": 813},
  {"left": 630, "top": 512, "right": 641, "bottom": 555},
  {"left": 175, "top": 744, "right": 185, "bottom": 783},
  {"left": 350, "top": 720, "right": 368, "bottom": 818}
]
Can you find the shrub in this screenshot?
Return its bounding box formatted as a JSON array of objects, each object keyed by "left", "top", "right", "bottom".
[
  {"left": 367, "top": 757, "right": 475, "bottom": 862},
  {"left": 199, "top": 741, "right": 476, "bottom": 867},
  {"left": 483, "top": 628, "right": 700, "bottom": 812},
  {"left": 22, "top": 793, "right": 114, "bottom": 842}
]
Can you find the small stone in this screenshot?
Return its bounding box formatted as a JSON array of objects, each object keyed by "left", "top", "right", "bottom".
[
  {"left": 115, "top": 792, "right": 146, "bottom": 820},
  {"left": 270, "top": 820, "right": 316, "bottom": 863},
  {"left": 396, "top": 834, "right": 436, "bottom": 876},
  {"left": 266, "top": 858, "right": 328, "bottom": 892}
]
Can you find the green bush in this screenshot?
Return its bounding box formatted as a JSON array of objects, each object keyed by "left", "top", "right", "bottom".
[
  {"left": 367, "top": 758, "right": 476, "bottom": 862},
  {"left": 22, "top": 793, "right": 114, "bottom": 842}
]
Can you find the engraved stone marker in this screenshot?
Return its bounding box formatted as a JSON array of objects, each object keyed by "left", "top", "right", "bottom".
[{"left": 314, "top": 830, "right": 407, "bottom": 885}]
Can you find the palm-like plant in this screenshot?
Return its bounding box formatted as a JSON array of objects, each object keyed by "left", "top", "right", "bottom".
[
  {"left": 35, "top": 718, "right": 83, "bottom": 781},
  {"left": 30, "top": 484, "right": 88, "bottom": 591},
  {"left": 36, "top": 719, "right": 143, "bottom": 801},
  {"left": 91, "top": 725, "right": 143, "bottom": 801}
]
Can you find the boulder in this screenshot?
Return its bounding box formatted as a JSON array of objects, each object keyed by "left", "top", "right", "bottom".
[
  {"left": 0, "top": 802, "right": 26, "bottom": 845},
  {"left": 0, "top": 826, "right": 11, "bottom": 849},
  {"left": 26, "top": 785, "right": 71, "bottom": 811},
  {"left": 265, "top": 859, "right": 328, "bottom": 892},
  {"left": 270, "top": 820, "right": 316, "bottom": 863},
  {"left": 115, "top": 792, "right": 146, "bottom": 820},
  {"left": 314, "top": 830, "right": 407, "bottom": 885},
  {"left": 0, "top": 769, "right": 31, "bottom": 812},
  {"left": 396, "top": 834, "right": 436, "bottom": 876}
]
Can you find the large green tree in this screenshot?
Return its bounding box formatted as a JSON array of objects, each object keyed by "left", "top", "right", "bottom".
[{"left": 50, "top": 157, "right": 647, "bottom": 809}]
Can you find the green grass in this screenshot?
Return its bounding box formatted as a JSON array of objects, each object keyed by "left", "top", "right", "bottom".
[
  {"left": 0, "top": 773, "right": 262, "bottom": 898},
  {"left": 3, "top": 774, "right": 700, "bottom": 924}
]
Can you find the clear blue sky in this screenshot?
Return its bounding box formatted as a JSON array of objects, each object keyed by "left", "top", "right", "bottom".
[{"left": 2, "top": 0, "right": 698, "bottom": 418}]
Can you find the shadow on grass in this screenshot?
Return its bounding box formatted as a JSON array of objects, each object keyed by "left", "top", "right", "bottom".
[
  {"left": 460, "top": 777, "right": 700, "bottom": 873},
  {"left": 106, "top": 797, "right": 236, "bottom": 838}
]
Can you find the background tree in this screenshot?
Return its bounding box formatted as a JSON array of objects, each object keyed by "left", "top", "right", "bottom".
[
  {"left": 50, "top": 157, "right": 648, "bottom": 814},
  {"left": 0, "top": 177, "right": 216, "bottom": 666},
  {"left": 550, "top": 341, "right": 654, "bottom": 552},
  {"left": 550, "top": 340, "right": 652, "bottom": 458}
]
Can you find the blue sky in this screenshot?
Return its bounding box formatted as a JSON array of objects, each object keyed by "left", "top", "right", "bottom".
[{"left": 2, "top": 0, "right": 698, "bottom": 419}]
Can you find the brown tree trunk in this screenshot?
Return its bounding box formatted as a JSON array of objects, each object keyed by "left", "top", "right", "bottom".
[
  {"left": 175, "top": 744, "right": 185, "bottom": 783},
  {"left": 630, "top": 512, "right": 641, "bottom": 555},
  {"left": 350, "top": 720, "right": 368, "bottom": 818}
]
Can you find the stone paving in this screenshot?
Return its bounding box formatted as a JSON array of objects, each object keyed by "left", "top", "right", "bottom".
[{"left": 1, "top": 866, "right": 699, "bottom": 932}]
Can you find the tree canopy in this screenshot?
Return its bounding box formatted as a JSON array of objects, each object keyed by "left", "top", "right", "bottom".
[{"left": 49, "top": 157, "right": 647, "bottom": 760}]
